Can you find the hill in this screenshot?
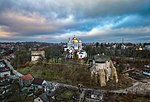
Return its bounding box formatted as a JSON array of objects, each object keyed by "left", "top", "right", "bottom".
[{"left": 17, "top": 63, "right": 134, "bottom": 90}]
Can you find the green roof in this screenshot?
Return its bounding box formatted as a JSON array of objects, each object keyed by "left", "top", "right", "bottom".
[{"left": 93, "top": 54, "right": 110, "bottom": 63}]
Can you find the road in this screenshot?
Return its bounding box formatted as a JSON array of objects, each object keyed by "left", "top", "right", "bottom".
[{"left": 46, "top": 80, "right": 150, "bottom": 98}]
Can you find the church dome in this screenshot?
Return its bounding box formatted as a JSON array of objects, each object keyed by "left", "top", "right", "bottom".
[
  {"left": 72, "top": 36, "right": 78, "bottom": 40},
  {"left": 78, "top": 40, "right": 82, "bottom": 43},
  {"left": 73, "top": 40, "right": 78, "bottom": 43},
  {"left": 72, "top": 36, "right": 79, "bottom": 43},
  {"left": 68, "top": 38, "right": 71, "bottom": 43}
]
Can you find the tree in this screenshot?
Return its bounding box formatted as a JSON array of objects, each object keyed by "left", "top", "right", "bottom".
[
  {"left": 45, "top": 45, "right": 63, "bottom": 61},
  {"left": 96, "top": 42, "right": 99, "bottom": 48},
  {"left": 73, "top": 50, "right": 78, "bottom": 61},
  {"left": 11, "top": 51, "right": 30, "bottom": 68}
]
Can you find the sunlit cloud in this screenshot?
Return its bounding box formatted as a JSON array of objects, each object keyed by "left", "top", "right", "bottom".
[{"left": 0, "top": 0, "right": 150, "bottom": 42}]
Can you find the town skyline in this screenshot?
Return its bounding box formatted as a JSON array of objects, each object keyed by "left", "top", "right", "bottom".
[{"left": 0, "top": 0, "right": 150, "bottom": 43}]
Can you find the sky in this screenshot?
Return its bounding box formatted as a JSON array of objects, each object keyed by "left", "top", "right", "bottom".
[{"left": 0, "top": 0, "right": 150, "bottom": 43}]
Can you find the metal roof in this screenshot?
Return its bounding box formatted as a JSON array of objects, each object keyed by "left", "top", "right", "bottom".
[{"left": 93, "top": 54, "right": 110, "bottom": 63}]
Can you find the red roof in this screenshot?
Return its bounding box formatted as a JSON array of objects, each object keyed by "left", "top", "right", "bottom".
[
  {"left": 0, "top": 76, "right": 9, "bottom": 81},
  {"left": 20, "top": 74, "right": 33, "bottom": 80}
]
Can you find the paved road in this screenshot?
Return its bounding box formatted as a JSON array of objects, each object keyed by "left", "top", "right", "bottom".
[{"left": 46, "top": 80, "right": 150, "bottom": 97}]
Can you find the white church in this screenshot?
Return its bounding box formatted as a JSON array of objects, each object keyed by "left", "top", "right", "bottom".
[{"left": 64, "top": 36, "right": 87, "bottom": 59}]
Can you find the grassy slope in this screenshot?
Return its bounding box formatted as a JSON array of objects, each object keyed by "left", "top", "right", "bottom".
[
  {"left": 17, "top": 63, "right": 150, "bottom": 102},
  {"left": 18, "top": 63, "right": 135, "bottom": 90},
  {"left": 18, "top": 63, "right": 91, "bottom": 86}
]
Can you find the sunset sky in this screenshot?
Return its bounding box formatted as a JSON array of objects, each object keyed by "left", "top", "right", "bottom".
[{"left": 0, "top": 0, "right": 150, "bottom": 43}]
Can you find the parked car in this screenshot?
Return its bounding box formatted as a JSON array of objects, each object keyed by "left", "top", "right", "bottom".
[{"left": 144, "top": 64, "right": 150, "bottom": 68}]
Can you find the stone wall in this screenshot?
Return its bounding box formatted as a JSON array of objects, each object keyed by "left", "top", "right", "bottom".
[{"left": 90, "top": 60, "right": 118, "bottom": 87}]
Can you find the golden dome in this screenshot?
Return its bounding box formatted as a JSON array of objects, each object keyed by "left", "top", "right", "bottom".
[
  {"left": 73, "top": 40, "right": 79, "bottom": 43},
  {"left": 72, "top": 35, "right": 79, "bottom": 43},
  {"left": 68, "top": 38, "right": 71, "bottom": 43},
  {"left": 68, "top": 40, "right": 71, "bottom": 43},
  {"left": 72, "top": 37, "right": 77, "bottom": 40},
  {"left": 72, "top": 35, "right": 78, "bottom": 40},
  {"left": 78, "top": 40, "right": 82, "bottom": 43}
]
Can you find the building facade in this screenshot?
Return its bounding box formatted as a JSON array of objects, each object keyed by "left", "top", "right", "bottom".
[
  {"left": 31, "top": 51, "right": 45, "bottom": 63},
  {"left": 0, "top": 59, "right": 11, "bottom": 82},
  {"left": 64, "top": 36, "right": 87, "bottom": 59}
]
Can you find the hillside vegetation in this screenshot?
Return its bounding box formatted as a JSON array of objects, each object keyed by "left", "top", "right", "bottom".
[
  {"left": 18, "top": 63, "right": 91, "bottom": 86},
  {"left": 18, "top": 63, "right": 134, "bottom": 89}
]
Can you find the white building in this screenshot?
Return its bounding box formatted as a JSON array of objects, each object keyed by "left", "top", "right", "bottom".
[
  {"left": 64, "top": 36, "right": 87, "bottom": 59},
  {"left": 0, "top": 59, "right": 11, "bottom": 82},
  {"left": 31, "top": 51, "right": 45, "bottom": 62},
  {"left": 144, "top": 45, "right": 150, "bottom": 50}
]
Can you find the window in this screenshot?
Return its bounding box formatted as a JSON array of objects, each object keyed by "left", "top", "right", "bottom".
[{"left": 0, "top": 61, "right": 6, "bottom": 68}]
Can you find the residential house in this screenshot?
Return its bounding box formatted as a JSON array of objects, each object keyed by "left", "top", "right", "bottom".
[
  {"left": 31, "top": 51, "right": 45, "bottom": 63},
  {"left": 34, "top": 93, "right": 50, "bottom": 102},
  {"left": 0, "top": 59, "right": 11, "bottom": 82},
  {"left": 144, "top": 45, "right": 150, "bottom": 50},
  {"left": 19, "top": 74, "right": 34, "bottom": 87},
  {"left": 31, "top": 78, "right": 48, "bottom": 92}
]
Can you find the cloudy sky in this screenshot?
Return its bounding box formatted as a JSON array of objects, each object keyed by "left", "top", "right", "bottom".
[{"left": 0, "top": 0, "right": 150, "bottom": 43}]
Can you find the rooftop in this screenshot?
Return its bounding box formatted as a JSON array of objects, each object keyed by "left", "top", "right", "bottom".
[
  {"left": 31, "top": 78, "right": 44, "bottom": 85},
  {"left": 0, "top": 60, "right": 10, "bottom": 72},
  {"left": 20, "top": 74, "right": 33, "bottom": 80},
  {"left": 93, "top": 54, "right": 110, "bottom": 63}
]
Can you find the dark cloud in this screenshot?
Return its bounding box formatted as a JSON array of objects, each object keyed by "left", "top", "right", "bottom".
[
  {"left": 112, "top": 15, "right": 150, "bottom": 28},
  {"left": 0, "top": 0, "right": 150, "bottom": 42}
]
